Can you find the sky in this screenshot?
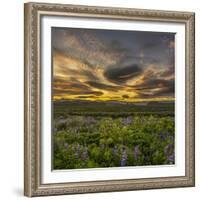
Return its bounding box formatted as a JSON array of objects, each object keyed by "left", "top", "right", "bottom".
[{"left": 52, "top": 27, "right": 175, "bottom": 102}]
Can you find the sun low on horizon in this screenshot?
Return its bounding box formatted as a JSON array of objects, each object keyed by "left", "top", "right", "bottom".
[{"left": 52, "top": 27, "right": 175, "bottom": 103}]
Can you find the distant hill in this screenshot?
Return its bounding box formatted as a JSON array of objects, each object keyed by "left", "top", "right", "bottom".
[{"left": 54, "top": 99, "right": 174, "bottom": 106}]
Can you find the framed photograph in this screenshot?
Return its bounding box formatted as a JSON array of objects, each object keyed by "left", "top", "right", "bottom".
[{"left": 24, "top": 2, "right": 195, "bottom": 197}]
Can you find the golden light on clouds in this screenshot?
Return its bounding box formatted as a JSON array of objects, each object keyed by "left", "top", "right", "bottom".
[{"left": 52, "top": 28, "right": 175, "bottom": 102}]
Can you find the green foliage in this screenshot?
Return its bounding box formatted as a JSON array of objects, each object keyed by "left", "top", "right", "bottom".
[{"left": 53, "top": 114, "right": 175, "bottom": 169}]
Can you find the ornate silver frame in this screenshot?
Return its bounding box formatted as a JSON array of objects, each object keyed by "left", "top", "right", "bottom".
[{"left": 24, "top": 2, "right": 195, "bottom": 197}]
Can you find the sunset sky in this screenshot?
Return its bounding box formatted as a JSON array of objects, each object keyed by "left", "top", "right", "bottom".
[{"left": 52, "top": 27, "right": 175, "bottom": 102}]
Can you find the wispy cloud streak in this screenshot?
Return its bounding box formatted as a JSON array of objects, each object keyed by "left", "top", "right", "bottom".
[{"left": 52, "top": 27, "right": 175, "bottom": 102}]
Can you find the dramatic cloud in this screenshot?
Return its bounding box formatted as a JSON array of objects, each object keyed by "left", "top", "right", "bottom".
[
  {"left": 134, "top": 79, "right": 174, "bottom": 90},
  {"left": 104, "top": 64, "right": 143, "bottom": 84},
  {"left": 134, "top": 79, "right": 174, "bottom": 98},
  {"left": 54, "top": 88, "right": 104, "bottom": 96},
  {"left": 77, "top": 95, "right": 99, "bottom": 99},
  {"left": 122, "top": 95, "right": 130, "bottom": 99},
  {"left": 160, "top": 66, "right": 174, "bottom": 78},
  {"left": 52, "top": 27, "right": 175, "bottom": 102},
  {"left": 85, "top": 81, "right": 122, "bottom": 91}
]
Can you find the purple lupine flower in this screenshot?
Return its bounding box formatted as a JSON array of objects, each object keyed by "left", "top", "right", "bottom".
[
  {"left": 120, "top": 157, "right": 126, "bottom": 166},
  {"left": 71, "top": 144, "right": 75, "bottom": 151},
  {"left": 134, "top": 145, "right": 139, "bottom": 161},
  {"left": 159, "top": 132, "right": 166, "bottom": 141},
  {"left": 85, "top": 116, "right": 97, "bottom": 125},
  {"left": 77, "top": 144, "right": 81, "bottom": 151},
  {"left": 164, "top": 144, "right": 174, "bottom": 164},
  {"left": 81, "top": 147, "right": 88, "bottom": 160},
  {"left": 168, "top": 135, "right": 174, "bottom": 142},
  {"left": 166, "top": 131, "right": 171, "bottom": 137},
  {"left": 54, "top": 127, "right": 57, "bottom": 133},
  {"left": 164, "top": 144, "right": 173, "bottom": 156},
  {"left": 113, "top": 146, "right": 118, "bottom": 156},
  {"left": 64, "top": 143, "right": 68, "bottom": 149},
  {"left": 167, "top": 154, "right": 175, "bottom": 163},
  {"left": 74, "top": 151, "right": 79, "bottom": 159},
  {"left": 122, "top": 116, "right": 132, "bottom": 126},
  {"left": 73, "top": 127, "right": 79, "bottom": 134},
  {"left": 73, "top": 144, "right": 81, "bottom": 159},
  {"left": 120, "top": 147, "right": 127, "bottom": 166},
  {"left": 100, "top": 144, "right": 105, "bottom": 149},
  {"left": 144, "top": 156, "right": 148, "bottom": 162}
]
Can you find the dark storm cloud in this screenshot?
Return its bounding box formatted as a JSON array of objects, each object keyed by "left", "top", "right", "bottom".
[
  {"left": 142, "top": 41, "right": 160, "bottom": 49},
  {"left": 122, "top": 95, "right": 129, "bottom": 99},
  {"left": 137, "top": 88, "right": 174, "bottom": 98},
  {"left": 104, "top": 64, "right": 143, "bottom": 84},
  {"left": 108, "top": 40, "right": 129, "bottom": 53},
  {"left": 156, "top": 85, "right": 174, "bottom": 96},
  {"left": 134, "top": 78, "right": 174, "bottom": 98},
  {"left": 85, "top": 81, "right": 122, "bottom": 91},
  {"left": 134, "top": 79, "right": 174, "bottom": 91}
]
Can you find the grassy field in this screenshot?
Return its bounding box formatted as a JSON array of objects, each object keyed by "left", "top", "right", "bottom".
[
  {"left": 53, "top": 100, "right": 174, "bottom": 117},
  {"left": 53, "top": 100, "right": 175, "bottom": 169}
]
